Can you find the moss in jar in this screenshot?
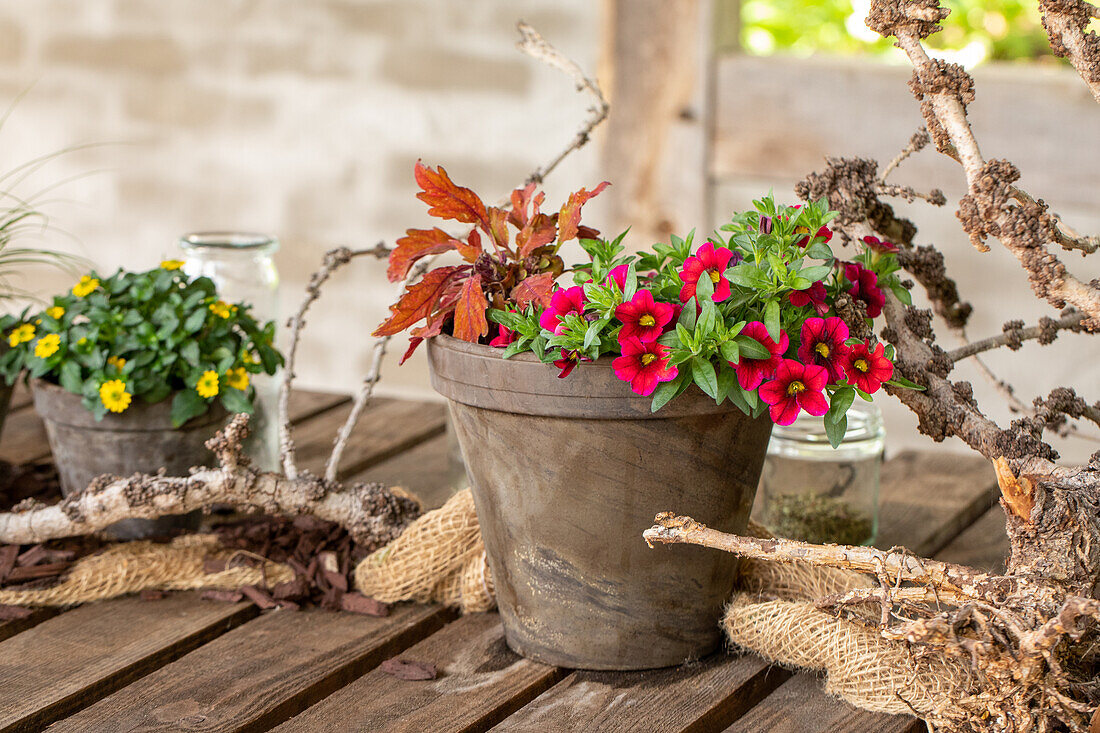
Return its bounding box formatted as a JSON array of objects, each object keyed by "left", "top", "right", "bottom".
[{"left": 765, "top": 491, "right": 874, "bottom": 545}]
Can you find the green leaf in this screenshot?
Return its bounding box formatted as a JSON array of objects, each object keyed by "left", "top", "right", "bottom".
[
  {"left": 623, "top": 262, "right": 638, "bottom": 301},
  {"left": 59, "top": 361, "right": 83, "bottom": 394},
  {"left": 170, "top": 389, "right": 208, "bottom": 428},
  {"left": 735, "top": 335, "right": 770, "bottom": 360},
  {"left": 180, "top": 340, "right": 201, "bottom": 366},
  {"left": 719, "top": 340, "right": 740, "bottom": 365},
  {"left": 650, "top": 373, "right": 685, "bottom": 413},
  {"left": 716, "top": 365, "right": 736, "bottom": 403},
  {"left": 826, "top": 385, "right": 855, "bottom": 424},
  {"left": 798, "top": 264, "right": 832, "bottom": 282},
  {"left": 678, "top": 298, "right": 697, "bottom": 331},
  {"left": 885, "top": 375, "right": 926, "bottom": 391},
  {"left": 694, "top": 266, "right": 715, "bottom": 302},
  {"left": 183, "top": 308, "right": 207, "bottom": 333},
  {"left": 696, "top": 300, "right": 717, "bottom": 338},
  {"left": 691, "top": 356, "right": 718, "bottom": 400},
  {"left": 805, "top": 242, "right": 833, "bottom": 260},
  {"left": 763, "top": 300, "right": 781, "bottom": 343},
  {"left": 825, "top": 414, "right": 848, "bottom": 449},
  {"left": 220, "top": 387, "right": 253, "bottom": 415}
]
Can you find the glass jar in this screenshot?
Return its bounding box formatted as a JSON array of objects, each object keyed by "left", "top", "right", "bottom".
[
  {"left": 755, "top": 401, "right": 885, "bottom": 546},
  {"left": 179, "top": 232, "right": 281, "bottom": 471}
]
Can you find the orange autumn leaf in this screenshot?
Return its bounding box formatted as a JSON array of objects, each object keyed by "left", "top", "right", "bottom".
[
  {"left": 373, "top": 266, "right": 466, "bottom": 337},
  {"left": 511, "top": 272, "right": 556, "bottom": 309},
  {"left": 388, "top": 228, "right": 464, "bottom": 282},
  {"left": 456, "top": 229, "right": 483, "bottom": 263},
  {"left": 452, "top": 274, "right": 489, "bottom": 342},
  {"left": 516, "top": 212, "right": 559, "bottom": 258},
  {"left": 414, "top": 161, "right": 489, "bottom": 229},
  {"left": 487, "top": 207, "right": 511, "bottom": 251},
  {"left": 557, "top": 181, "right": 609, "bottom": 244}
]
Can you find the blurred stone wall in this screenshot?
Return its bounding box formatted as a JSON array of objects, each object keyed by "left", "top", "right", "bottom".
[{"left": 0, "top": 0, "right": 604, "bottom": 398}]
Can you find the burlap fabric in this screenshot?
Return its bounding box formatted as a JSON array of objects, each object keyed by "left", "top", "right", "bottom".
[{"left": 0, "top": 534, "right": 293, "bottom": 606}]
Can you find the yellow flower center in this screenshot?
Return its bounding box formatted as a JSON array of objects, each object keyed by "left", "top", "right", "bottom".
[
  {"left": 786, "top": 380, "right": 806, "bottom": 396},
  {"left": 638, "top": 314, "right": 656, "bottom": 327},
  {"left": 708, "top": 269, "right": 721, "bottom": 284},
  {"left": 641, "top": 352, "right": 657, "bottom": 366},
  {"left": 854, "top": 358, "right": 869, "bottom": 373},
  {"left": 814, "top": 342, "right": 830, "bottom": 358}
]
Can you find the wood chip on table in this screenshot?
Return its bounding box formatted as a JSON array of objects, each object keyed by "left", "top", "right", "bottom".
[
  {"left": 139, "top": 590, "right": 167, "bottom": 601},
  {"left": 239, "top": 585, "right": 277, "bottom": 610},
  {"left": 3, "top": 561, "right": 70, "bottom": 584},
  {"left": 0, "top": 603, "right": 32, "bottom": 620},
  {"left": 200, "top": 589, "right": 245, "bottom": 603},
  {"left": 340, "top": 593, "right": 390, "bottom": 617},
  {"left": 379, "top": 657, "right": 438, "bottom": 681},
  {"left": 0, "top": 545, "right": 17, "bottom": 581},
  {"left": 16, "top": 545, "right": 47, "bottom": 567}
]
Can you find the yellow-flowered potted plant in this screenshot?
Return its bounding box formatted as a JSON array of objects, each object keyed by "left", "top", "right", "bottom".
[{"left": 0, "top": 262, "right": 283, "bottom": 537}]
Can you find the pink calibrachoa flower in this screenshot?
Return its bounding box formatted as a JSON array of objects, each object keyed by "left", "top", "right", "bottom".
[
  {"left": 554, "top": 348, "right": 591, "bottom": 379},
  {"left": 612, "top": 337, "right": 678, "bottom": 396},
  {"left": 679, "top": 242, "right": 734, "bottom": 303},
  {"left": 489, "top": 324, "right": 515, "bottom": 348},
  {"left": 842, "top": 342, "right": 894, "bottom": 394},
  {"left": 797, "top": 317, "right": 850, "bottom": 383},
  {"left": 733, "top": 320, "right": 789, "bottom": 391},
  {"left": 759, "top": 359, "right": 829, "bottom": 426},
  {"left": 539, "top": 286, "right": 587, "bottom": 334},
  {"left": 607, "top": 264, "right": 628, "bottom": 291},
  {"left": 615, "top": 289, "right": 675, "bottom": 344},
  {"left": 843, "top": 263, "right": 885, "bottom": 318},
  {"left": 788, "top": 280, "right": 828, "bottom": 316}
]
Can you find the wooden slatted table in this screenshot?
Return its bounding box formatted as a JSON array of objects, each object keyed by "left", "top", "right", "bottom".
[{"left": 0, "top": 387, "right": 1008, "bottom": 732}]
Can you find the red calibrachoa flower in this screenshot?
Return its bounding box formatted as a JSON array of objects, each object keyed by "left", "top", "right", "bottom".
[
  {"left": 489, "top": 324, "right": 515, "bottom": 348},
  {"left": 796, "top": 224, "right": 833, "bottom": 248},
  {"left": 788, "top": 280, "right": 828, "bottom": 316},
  {"left": 615, "top": 289, "right": 675, "bottom": 344},
  {"left": 612, "top": 337, "right": 678, "bottom": 396},
  {"left": 554, "top": 348, "right": 591, "bottom": 379},
  {"left": 797, "top": 317, "right": 850, "bottom": 383},
  {"left": 679, "top": 242, "right": 734, "bottom": 303},
  {"left": 842, "top": 342, "right": 894, "bottom": 394},
  {"left": 733, "top": 320, "right": 788, "bottom": 391},
  {"left": 843, "top": 262, "right": 885, "bottom": 318},
  {"left": 861, "top": 235, "right": 898, "bottom": 255},
  {"left": 759, "top": 359, "right": 829, "bottom": 426},
  {"left": 607, "top": 264, "right": 628, "bottom": 291},
  {"left": 539, "top": 286, "right": 586, "bottom": 334}
]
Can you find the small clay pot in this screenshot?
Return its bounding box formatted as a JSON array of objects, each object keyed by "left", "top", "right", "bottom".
[
  {"left": 31, "top": 379, "right": 228, "bottom": 539},
  {"left": 428, "top": 335, "right": 773, "bottom": 670}
]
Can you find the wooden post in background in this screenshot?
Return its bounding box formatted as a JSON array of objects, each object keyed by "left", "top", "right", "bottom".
[{"left": 599, "top": 0, "right": 716, "bottom": 248}]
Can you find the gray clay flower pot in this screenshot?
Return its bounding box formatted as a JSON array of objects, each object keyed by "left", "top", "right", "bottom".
[
  {"left": 31, "top": 379, "right": 227, "bottom": 539},
  {"left": 428, "top": 334, "right": 773, "bottom": 670}
]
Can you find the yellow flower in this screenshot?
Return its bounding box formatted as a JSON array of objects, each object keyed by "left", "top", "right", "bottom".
[
  {"left": 225, "top": 367, "right": 249, "bottom": 391},
  {"left": 46, "top": 306, "right": 65, "bottom": 320},
  {"left": 160, "top": 259, "right": 185, "bottom": 271},
  {"left": 99, "top": 379, "right": 132, "bottom": 413},
  {"left": 77, "top": 337, "right": 88, "bottom": 347},
  {"left": 107, "top": 355, "right": 127, "bottom": 370},
  {"left": 196, "top": 370, "right": 219, "bottom": 398},
  {"left": 241, "top": 351, "right": 258, "bottom": 365},
  {"left": 72, "top": 275, "right": 99, "bottom": 298},
  {"left": 34, "top": 334, "right": 61, "bottom": 359},
  {"left": 208, "top": 300, "right": 232, "bottom": 319},
  {"left": 7, "top": 323, "right": 34, "bottom": 347}
]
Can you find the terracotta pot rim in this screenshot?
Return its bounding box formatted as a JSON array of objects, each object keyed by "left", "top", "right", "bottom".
[
  {"left": 31, "top": 378, "right": 228, "bottom": 431},
  {"left": 427, "top": 334, "right": 744, "bottom": 419}
]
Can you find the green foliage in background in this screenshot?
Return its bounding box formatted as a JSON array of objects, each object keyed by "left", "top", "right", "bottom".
[{"left": 734, "top": 0, "right": 1056, "bottom": 65}]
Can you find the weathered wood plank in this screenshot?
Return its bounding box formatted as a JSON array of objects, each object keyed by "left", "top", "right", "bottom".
[
  {"left": 729, "top": 450, "right": 999, "bottom": 730},
  {"left": 274, "top": 612, "right": 563, "bottom": 733},
  {"left": 722, "top": 673, "right": 923, "bottom": 733},
  {"left": 285, "top": 388, "right": 352, "bottom": 424},
  {"left": 352, "top": 432, "right": 457, "bottom": 510},
  {"left": 293, "top": 398, "right": 446, "bottom": 480},
  {"left": 877, "top": 450, "right": 999, "bottom": 556},
  {"left": 936, "top": 504, "right": 1010, "bottom": 573},
  {"left": 8, "top": 382, "right": 31, "bottom": 411},
  {"left": 0, "top": 607, "right": 57, "bottom": 643},
  {"left": 48, "top": 604, "right": 450, "bottom": 733},
  {"left": 495, "top": 653, "right": 789, "bottom": 732},
  {"left": 0, "top": 593, "right": 256, "bottom": 732}
]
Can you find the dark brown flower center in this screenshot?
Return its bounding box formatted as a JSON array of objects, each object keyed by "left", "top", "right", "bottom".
[
  {"left": 786, "top": 380, "right": 805, "bottom": 396},
  {"left": 641, "top": 352, "right": 657, "bottom": 366},
  {"left": 814, "top": 342, "right": 830, "bottom": 358},
  {"left": 708, "top": 269, "right": 721, "bottom": 284},
  {"left": 854, "top": 358, "right": 869, "bottom": 373},
  {"left": 639, "top": 314, "right": 656, "bottom": 327}
]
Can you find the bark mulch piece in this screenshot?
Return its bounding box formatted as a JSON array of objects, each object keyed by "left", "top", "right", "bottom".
[
  {"left": 200, "top": 589, "right": 244, "bottom": 603},
  {"left": 379, "top": 657, "right": 438, "bottom": 681},
  {"left": 0, "top": 459, "right": 62, "bottom": 511},
  {"left": 207, "top": 514, "right": 389, "bottom": 614},
  {"left": 140, "top": 589, "right": 168, "bottom": 601},
  {"left": 0, "top": 603, "right": 33, "bottom": 621}
]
